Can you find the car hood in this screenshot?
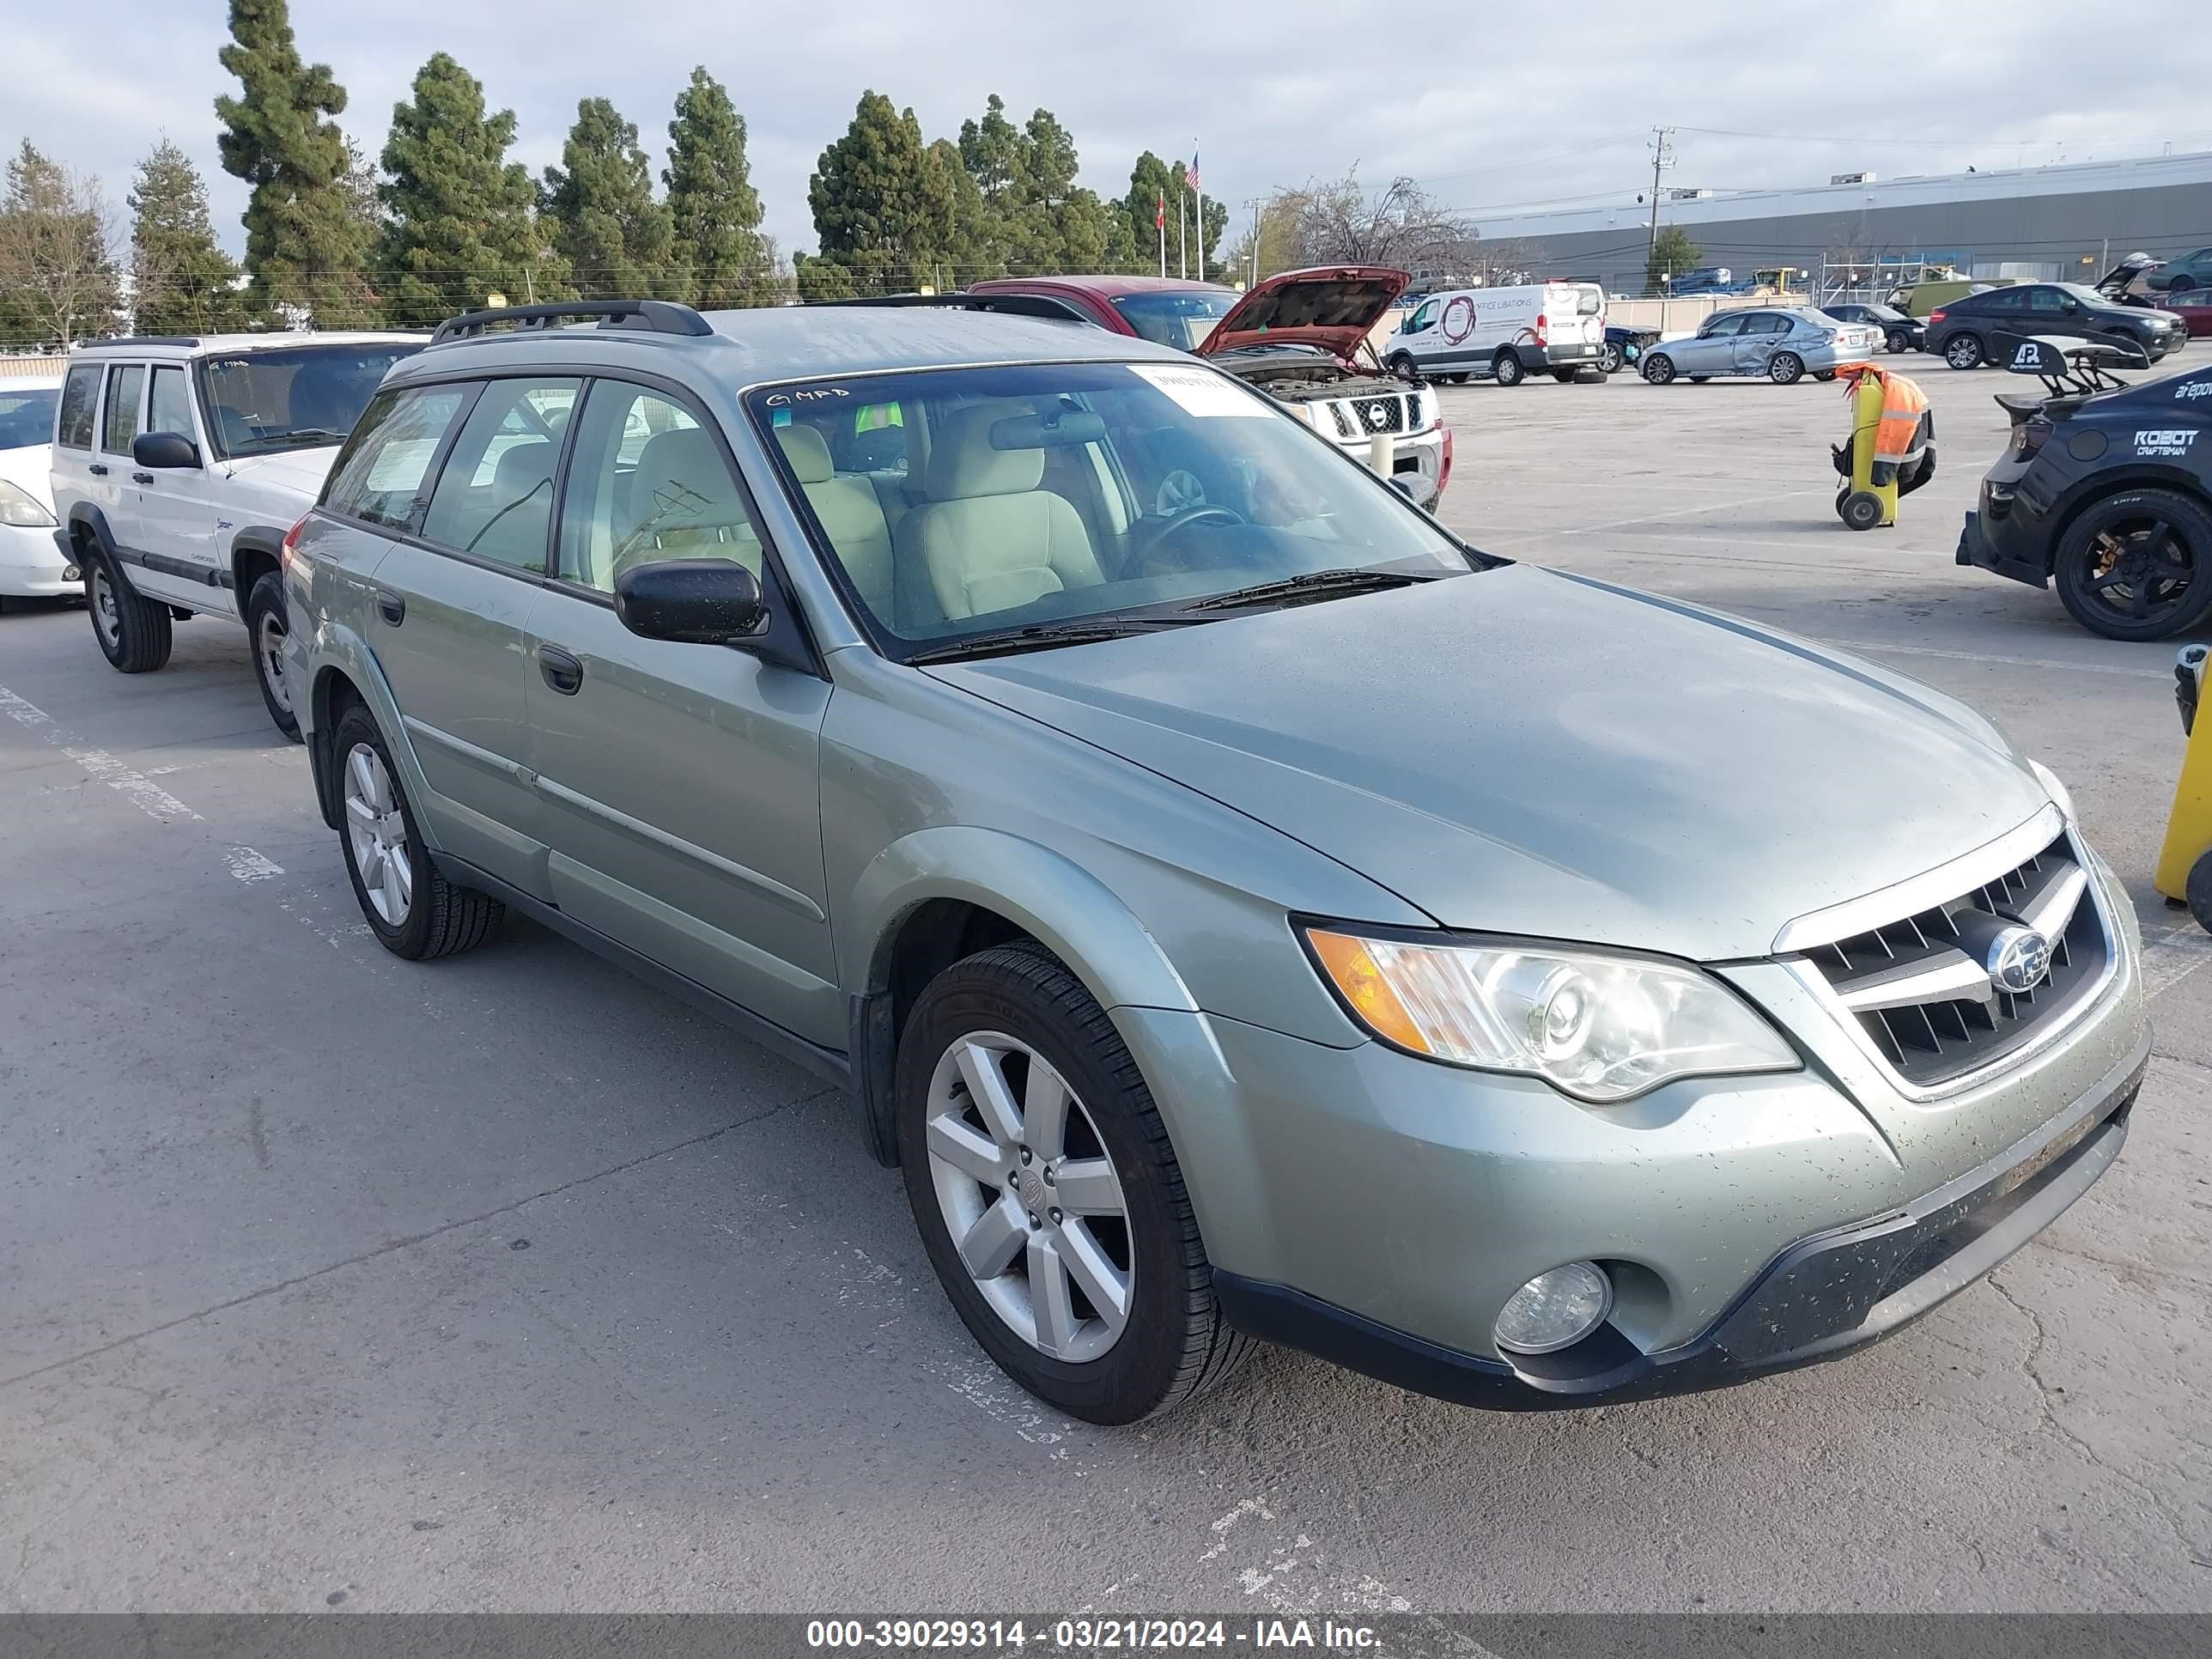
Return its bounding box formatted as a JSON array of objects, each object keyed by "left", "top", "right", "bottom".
[
  {"left": 222, "top": 444, "right": 343, "bottom": 501},
  {"left": 0, "top": 442, "right": 53, "bottom": 506},
  {"left": 1195, "top": 265, "right": 1410, "bottom": 363},
  {"left": 927, "top": 567, "right": 2048, "bottom": 961}
]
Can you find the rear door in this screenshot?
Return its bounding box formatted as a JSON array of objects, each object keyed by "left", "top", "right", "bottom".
[{"left": 524, "top": 375, "right": 840, "bottom": 1045}]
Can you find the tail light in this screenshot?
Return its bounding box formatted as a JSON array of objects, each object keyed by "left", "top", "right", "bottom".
[
  {"left": 280, "top": 514, "right": 309, "bottom": 574},
  {"left": 1533, "top": 313, "right": 1548, "bottom": 348},
  {"left": 1927, "top": 308, "right": 1947, "bottom": 326},
  {"left": 1437, "top": 424, "right": 1454, "bottom": 497}
]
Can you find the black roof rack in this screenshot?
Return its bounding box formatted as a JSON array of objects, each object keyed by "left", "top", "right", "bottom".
[
  {"left": 429, "top": 299, "right": 714, "bottom": 345},
  {"left": 815, "top": 292, "right": 1086, "bottom": 323},
  {"left": 76, "top": 336, "right": 202, "bottom": 349}
]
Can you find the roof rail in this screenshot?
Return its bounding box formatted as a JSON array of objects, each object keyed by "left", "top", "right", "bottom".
[
  {"left": 429, "top": 299, "right": 713, "bottom": 345},
  {"left": 815, "top": 292, "right": 1086, "bottom": 324},
  {"left": 76, "top": 336, "right": 202, "bottom": 349}
]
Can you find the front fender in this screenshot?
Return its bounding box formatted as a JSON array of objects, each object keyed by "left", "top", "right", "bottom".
[
  {"left": 848, "top": 824, "right": 1199, "bottom": 1015},
  {"left": 306, "top": 618, "right": 441, "bottom": 848}
]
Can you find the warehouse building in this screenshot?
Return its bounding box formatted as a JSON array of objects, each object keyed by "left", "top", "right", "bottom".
[{"left": 1465, "top": 149, "right": 2212, "bottom": 297}]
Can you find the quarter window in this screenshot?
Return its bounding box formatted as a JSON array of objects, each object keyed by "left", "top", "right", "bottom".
[
  {"left": 100, "top": 365, "right": 145, "bottom": 453},
  {"left": 556, "top": 381, "right": 763, "bottom": 594},
  {"left": 148, "top": 366, "right": 195, "bottom": 440},
  {"left": 56, "top": 365, "right": 100, "bottom": 450},
  {"left": 419, "top": 378, "right": 581, "bottom": 572},
  {"left": 322, "top": 385, "right": 470, "bottom": 531}
]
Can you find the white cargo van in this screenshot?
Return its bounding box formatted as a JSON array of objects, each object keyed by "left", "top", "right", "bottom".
[{"left": 1382, "top": 283, "right": 1606, "bottom": 386}]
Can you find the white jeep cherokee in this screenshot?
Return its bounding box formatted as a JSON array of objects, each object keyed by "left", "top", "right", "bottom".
[{"left": 49, "top": 332, "right": 422, "bottom": 737}]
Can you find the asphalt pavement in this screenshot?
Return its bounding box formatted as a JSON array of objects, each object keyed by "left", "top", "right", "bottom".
[{"left": 2, "top": 346, "right": 2208, "bottom": 1613}]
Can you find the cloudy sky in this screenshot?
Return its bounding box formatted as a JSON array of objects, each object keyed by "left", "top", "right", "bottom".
[{"left": 8, "top": 0, "right": 2210, "bottom": 258}]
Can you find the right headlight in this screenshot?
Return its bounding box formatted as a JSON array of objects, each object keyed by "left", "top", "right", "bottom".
[
  {"left": 1304, "top": 927, "right": 1800, "bottom": 1103},
  {"left": 0, "top": 478, "right": 56, "bottom": 528}
]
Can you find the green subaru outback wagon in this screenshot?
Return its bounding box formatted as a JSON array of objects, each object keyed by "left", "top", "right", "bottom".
[{"left": 286, "top": 299, "right": 2148, "bottom": 1424}]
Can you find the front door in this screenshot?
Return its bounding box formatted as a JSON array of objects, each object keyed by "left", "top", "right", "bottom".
[
  {"left": 1731, "top": 313, "right": 1783, "bottom": 374},
  {"left": 133, "top": 362, "right": 231, "bottom": 613},
  {"left": 89, "top": 362, "right": 171, "bottom": 601},
  {"left": 524, "top": 376, "right": 840, "bottom": 1045}
]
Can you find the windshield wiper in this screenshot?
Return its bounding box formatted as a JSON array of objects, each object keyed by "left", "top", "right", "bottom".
[
  {"left": 905, "top": 617, "right": 1194, "bottom": 665},
  {"left": 1185, "top": 567, "right": 1439, "bottom": 611},
  {"left": 234, "top": 428, "right": 351, "bottom": 452}
]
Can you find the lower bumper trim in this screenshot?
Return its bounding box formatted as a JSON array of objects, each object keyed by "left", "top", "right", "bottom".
[{"left": 1218, "top": 1032, "right": 2148, "bottom": 1411}]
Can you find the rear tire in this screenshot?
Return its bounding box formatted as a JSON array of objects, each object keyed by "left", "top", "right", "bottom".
[
  {"left": 1886, "top": 328, "right": 1914, "bottom": 354},
  {"left": 1944, "top": 332, "right": 1984, "bottom": 369},
  {"left": 896, "top": 942, "right": 1255, "bottom": 1425},
  {"left": 332, "top": 703, "right": 504, "bottom": 959},
  {"left": 246, "top": 570, "right": 302, "bottom": 743},
  {"left": 1492, "top": 350, "right": 1524, "bottom": 387},
  {"left": 1640, "top": 352, "right": 1675, "bottom": 385},
  {"left": 2052, "top": 489, "right": 2212, "bottom": 641},
  {"left": 1769, "top": 351, "right": 1805, "bottom": 385},
  {"left": 85, "top": 551, "right": 172, "bottom": 673},
  {"left": 2168, "top": 275, "right": 2197, "bottom": 295}
]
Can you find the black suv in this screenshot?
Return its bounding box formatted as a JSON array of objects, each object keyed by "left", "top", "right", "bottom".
[
  {"left": 1926, "top": 283, "right": 2185, "bottom": 371},
  {"left": 1820, "top": 301, "right": 1923, "bottom": 355}
]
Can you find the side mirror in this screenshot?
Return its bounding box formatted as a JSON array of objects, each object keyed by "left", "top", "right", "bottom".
[
  {"left": 133, "top": 430, "right": 200, "bottom": 469},
  {"left": 615, "top": 559, "right": 769, "bottom": 645}
]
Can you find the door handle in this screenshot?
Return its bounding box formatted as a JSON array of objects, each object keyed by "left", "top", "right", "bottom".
[
  {"left": 131, "top": 471, "right": 155, "bottom": 484},
  {"left": 537, "top": 643, "right": 584, "bottom": 696},
  {"left": 375, "top": 591, "right": 405, "bottom": 626},
  {"left": 88, "top": 463, "right": 108, "bottom": 476}
]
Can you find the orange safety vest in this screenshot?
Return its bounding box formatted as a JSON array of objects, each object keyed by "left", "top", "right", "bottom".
[{"left": 1839, "top": 362, "right": 1933, "bottom": 485}]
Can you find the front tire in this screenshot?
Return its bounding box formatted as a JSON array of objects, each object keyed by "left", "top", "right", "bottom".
[
  {"left": 1597, "top": 341, "right": 1624, "bottom": 374},
  {"left": 1640, "top": 352, "right": 1675, "bottom": 385},
  {"left": 246, "top": 571, "right": 301, "bottom": 743},
  {"left": 1944, "top": 332, "right": 1984, "bottom": 370},
  {"left": 2052, "top": 489, "right": 2212, "bottom": 641},
  {"left": 1492, "top": 349, "right": 1524, "bottom": 387},
  {"left": 331, "top": 703, "right": 504, "bottom": 959},
  {"left": 1769, "top": 351, "right": 1805, "bottom": 385},
  {"left": 85, "top": 552, "right": 172, "bottom": 673},
  {"left": 896, "top": 942, "right": 1253, "bottom": 1425}
]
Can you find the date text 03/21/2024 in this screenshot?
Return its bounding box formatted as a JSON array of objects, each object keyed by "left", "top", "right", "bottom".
[{"left": 805, "top": 1617, "right": 1384, "bottom": 1650}]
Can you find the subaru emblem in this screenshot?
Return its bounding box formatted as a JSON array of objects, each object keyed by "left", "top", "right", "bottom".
[{"left": 1984, "top": 926, "right": 2052, "bottom": 995}]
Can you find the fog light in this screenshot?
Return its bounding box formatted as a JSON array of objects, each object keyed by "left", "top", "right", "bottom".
[
  {"left": 64, "top": 563, "right": 82, "bottom": 582},
  {"left": 1494, "top": 1261, "right": 1613, "bottom": 1354}
]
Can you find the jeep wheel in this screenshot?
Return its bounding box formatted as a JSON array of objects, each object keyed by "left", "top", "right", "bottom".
[
  {"left": 85, "top": 553, "right": 172, "bottom": 673},
  {"left": 1769, "top": 351, "right": 1806, "bottom": 385},
  {"left": 1944, "top": 332, "right": 1984, "bottom": 370},
  {"left": 897, "top": 942, "right": 1253, "bottom": 1425},
  {"left": 1492, "top": 350, "right": 1524, "bottom": 387},
  {"left": 246, "top": 570, "right": 301, "bottom": 743},
  {"left": 1640, "top": 352, "right": 1675, "bottom": 385},
  {"left": 333, "top": 703, "right": 504, "bottom": 959},
  {"left": 2052, "top": 489, "right": 2212, "bottom": 641}
]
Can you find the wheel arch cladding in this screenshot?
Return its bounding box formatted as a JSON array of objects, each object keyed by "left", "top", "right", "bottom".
[
  {"left": 306, "top": 626, "right": 438, "bottom": 846},
  {"left": 229, "top": 526, "right": 287, "bottom": 597}
]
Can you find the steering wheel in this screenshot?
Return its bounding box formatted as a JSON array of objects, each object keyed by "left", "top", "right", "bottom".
[{"left": 1132, "top": 503, "right": 1243, "bottom": 570}]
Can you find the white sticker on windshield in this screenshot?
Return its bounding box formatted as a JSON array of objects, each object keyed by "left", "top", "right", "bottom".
[{"left": 1130, "top": 363, "right": 1268, "bottom": 417}]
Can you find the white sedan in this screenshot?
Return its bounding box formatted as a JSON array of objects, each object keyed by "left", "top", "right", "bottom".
[{"left": 0, "top": 376, "right": 77, "bottom": 610}]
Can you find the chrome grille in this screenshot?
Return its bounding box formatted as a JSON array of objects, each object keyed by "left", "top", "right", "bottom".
[
  {"left": 1344, "top": 394, "right": 1407, "bottom": 435},
  {"left": 1804, "top": 832, "right": 2107, "bottom": 1088}
]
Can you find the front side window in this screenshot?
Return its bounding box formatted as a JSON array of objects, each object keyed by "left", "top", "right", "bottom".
[
  {"left": 147, "top": 366, "right": 195, "bottom": 440},
  {"left": 56, "top": 366, "right": 100, "bottom": 450},
  {"left": 1701, "top": 313, "right": 1743, "bottom": 338},
  {"left": 100, "top": 365, "right": 145, "bottom": 453},
  {"left": 1109, "top": 290, "right": 1239, "bottom": 349},
  {"left": 199, "top": 343, "right": 423, "bottom": 459},
  {"left": 750, "top": 360, "right": 1472, "bottom": 654},
  {"left": 557, "top": 381, "right": 762, "bottom": 594},
  {"left": 418, "top": 378, "right": 580, "bottom": 572},
  {"left": 322, "top": 385, "right": 470, "bottom": 531},
  {"left": 0, "top": 386, "right": 61, "bottom": 452},
  {"left": 1409, "top": 300, "right": 1441, "bottom": 333}
]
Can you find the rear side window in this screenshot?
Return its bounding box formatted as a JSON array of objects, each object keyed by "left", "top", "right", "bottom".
[
  {"left": 323, "top": 385, "right": 470, "bottom": 532},
  {"left": 56, "top": 366, "right": 100, "bottom": 449},
  {"left": 418, "top": 378, "right": 581, "bottom": 572},
  {"left": 101, "top": 365, "right": 145, "bottom": 453}
]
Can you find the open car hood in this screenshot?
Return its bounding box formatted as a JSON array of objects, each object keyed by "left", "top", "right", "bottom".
[{"left": 1194, "top": 265, "right": 1409, "bottom": 363}]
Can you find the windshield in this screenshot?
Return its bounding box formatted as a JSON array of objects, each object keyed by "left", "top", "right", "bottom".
[
  {"left": 750, "top": 361, "right": 1474, "bottom": 658},
  {"left": 0, "top": 386, "right": 60, "bottom": 450},
  {"left": 1109, "top": 291, "right": 1239, "bottom": 350},
  {"left": 200, "top": 343, "right": 424, "bottom": 457}
]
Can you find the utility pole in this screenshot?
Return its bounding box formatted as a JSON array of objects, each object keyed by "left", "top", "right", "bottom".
[{"left": 1645, "top": 125, "right": 1674, "bottom": 285}]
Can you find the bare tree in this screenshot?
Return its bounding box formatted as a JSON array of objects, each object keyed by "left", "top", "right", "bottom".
[
  {"left": 1280, "top": 169, "right": 1480, "bottom": 276},
  {"left": 0, "top": 142, "right": 122, "bottom": 348}
]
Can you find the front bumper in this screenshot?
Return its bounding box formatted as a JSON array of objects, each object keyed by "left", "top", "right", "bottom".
[
  {"left": 0, "top": 521, "right": 77, "bottom": 598},
  {"left": 1333, "top": 426, "right": 1446, "bottom": 508}
]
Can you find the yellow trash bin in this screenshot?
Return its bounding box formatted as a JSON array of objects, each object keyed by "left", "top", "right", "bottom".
[
  {"left": 1831, "top": 363, "right": 1934, "bottom": 531},
  {"left": 2154, "top": 644, "right": 2212, "bottom": 932}
]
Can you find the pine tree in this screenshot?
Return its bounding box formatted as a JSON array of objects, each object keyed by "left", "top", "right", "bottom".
[
  {"left": 1121, "top": 152, "right": 1179, "bottom": 274},
  {"left": 377, "top": 53, "right": 559, "bottom": 324},
  {"left": 543, "top": 97, "right": 677, "bottom": 300},
  {"left": 664, "top": 67, "right": 775, "bottom": 307},
  {"left": 129, "top": 140, "right": 244, "bottom": 336},
  {"left": 213, "top": 0, "right": 374, "bottom": 324},
  {"left": 803, "top": 91, "right": 958, "bottom": 295},
  {"left": 1646, "top": 225, "right": 1704, "bottom": 295},
  {"left": 0, "top": 143, "right": 121, "bottom": 347}
]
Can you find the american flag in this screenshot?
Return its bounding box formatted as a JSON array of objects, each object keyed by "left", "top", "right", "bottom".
[{"left": 1186, "top": 145, "right": 1201, "bottom": 194}]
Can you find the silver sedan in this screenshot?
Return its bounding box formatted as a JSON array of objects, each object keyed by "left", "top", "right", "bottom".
[{"left": 1641, "top": 307, "right": 1881, "bottom": 385}]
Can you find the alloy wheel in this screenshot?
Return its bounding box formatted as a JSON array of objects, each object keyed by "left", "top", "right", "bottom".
[
  {"left": 2082, "top": 523, "right": 2197, "bottom": 629},
  {"left": 924, "top": 1031, "right": 1133, "bottom": 1363},
  {"left": 343, "top": 742, "right": 413, "bottom": 927}
]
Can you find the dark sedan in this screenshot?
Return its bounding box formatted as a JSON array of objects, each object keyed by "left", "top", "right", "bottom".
[
  {"left": 1819, "top": 301, "right": 1923, "bottom": 354},
  {"left": 1926, "top": 283, "right": 2185, "bottom": 369}
]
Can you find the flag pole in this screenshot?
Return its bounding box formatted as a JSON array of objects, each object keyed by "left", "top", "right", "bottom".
[
  {"left": 1190, "top": 140, "right": 1204, "bottom": 283},
  {"left": 1177, "top": 184, "right": 1187, "bottom": 280},
  {"left": 1157, "top": 190, "right": 1166, "bottom": 277}
]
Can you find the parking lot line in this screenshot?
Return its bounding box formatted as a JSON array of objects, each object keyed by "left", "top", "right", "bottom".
[{"left": 0, "top": 678, "right": 208, "bottom": 823}]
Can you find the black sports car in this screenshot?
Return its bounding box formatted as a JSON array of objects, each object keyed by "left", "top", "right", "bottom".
[{"left": 1957, "top": 333, "right": 2212, "bottom": 640}]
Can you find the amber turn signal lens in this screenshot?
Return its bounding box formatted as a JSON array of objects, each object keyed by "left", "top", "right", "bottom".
[{"left": 1306, "top": 929, "right": 1431, "bottom": 1054}]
